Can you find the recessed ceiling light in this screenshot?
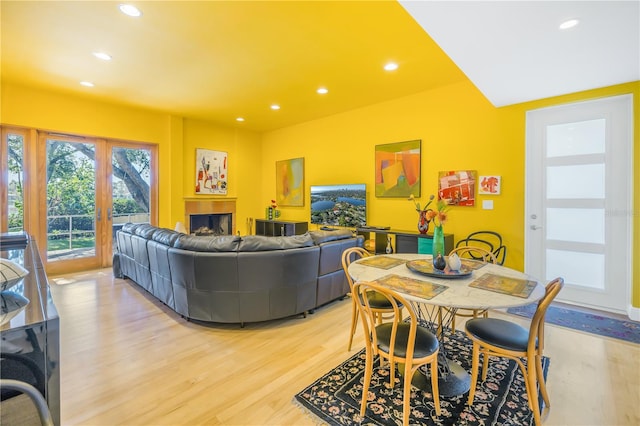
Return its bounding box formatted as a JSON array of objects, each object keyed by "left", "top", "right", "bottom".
[
  {"left": 236, "top": 117, "right": 245, "bottom": 122},
  {"left": 559, "top": 19, "right": 579, "bottom": 30},
  {"left": 93, "top": 52, "right": 112, "bottom": 61},
  {"left": 384, "top": 62, "right": 398, "bottom": 71},
  {"left": 317, "top": 87, "right": 329, "bottom": 94},
  {"left": 270, "top": 104, "right": 280, "bottom": 110},
  {"left": 119, "top": 4, "right": 142, "bottom": 17},
  {"left": 80, "top": 81, "right": 94, "bottom": 87}
]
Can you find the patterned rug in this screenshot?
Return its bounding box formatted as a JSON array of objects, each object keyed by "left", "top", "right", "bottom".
[
  {"left": 294, "top": 327, "right": 548, "bottom": 425},
  {"left": 507, "top": 303, "right": 640, "bottom": 344}
]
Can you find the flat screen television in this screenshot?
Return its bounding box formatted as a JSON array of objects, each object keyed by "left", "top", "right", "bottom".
[{"left": 310, "top": 184, "right": 366, "bottom": 228}]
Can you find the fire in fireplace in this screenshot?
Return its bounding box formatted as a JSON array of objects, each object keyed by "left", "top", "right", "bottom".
[{"left": 189, "top": 213, "right": 232, "bottom": 235}]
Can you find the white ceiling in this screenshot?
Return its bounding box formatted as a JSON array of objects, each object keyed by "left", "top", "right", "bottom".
[{"left": 400, "top": 0, "right": 640, "bottom": 106}]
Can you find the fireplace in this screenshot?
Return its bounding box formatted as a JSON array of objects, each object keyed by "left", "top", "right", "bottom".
[
  {"left": 184, "top": 198, "right": 236, "bottom": 235},
  {"left": 190, "top": 213, "right": 232, "bottom": 235}
]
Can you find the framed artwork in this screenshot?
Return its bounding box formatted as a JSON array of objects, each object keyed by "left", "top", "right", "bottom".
[
  {"left": 195, "top": 149, "right": 228, "bottom": 195},
  {"left": 276, "top": 157, "right": 304, "bottom": 206},
  {"left": 479, "top": 175, "right": 501, "bottom": 195},
  {"left": 438, "top": 170, "right": 477, "bottom": 206},
  {"left": 375, "top": 139, "right": 421, "bottom": 197}
]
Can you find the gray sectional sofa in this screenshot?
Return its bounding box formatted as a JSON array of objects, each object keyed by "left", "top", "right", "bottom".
[{"left": 114, "top": 223, "right": 363, "bottom": 325}]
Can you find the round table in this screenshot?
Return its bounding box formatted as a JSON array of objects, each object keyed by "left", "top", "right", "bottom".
[{"left": 348, "top": 253, "right": 545, "bottom": 397}]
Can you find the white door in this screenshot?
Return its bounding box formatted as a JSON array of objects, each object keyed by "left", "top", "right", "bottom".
[{"left": 525, "top": 94, "right": 633, "bottom": 315}]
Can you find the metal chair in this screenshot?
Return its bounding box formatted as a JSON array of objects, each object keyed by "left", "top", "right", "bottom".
[
  {"left": 441, "top": 246, "right": 498, "bottom": 333},
  {"left": 465, "top": 277, "right": 564, "bottom": 426},
  {"left": 353, "top": 281, "right": 441, "bottom": 425},
  {"left": 0, "top": 379, "right": 54, "bottom": 426},
  {"left": 455, "top": 231, "right": 507, "bottom": 265},
  {"left": 341, "top": 247, "right": 401, "bottom": 351}
]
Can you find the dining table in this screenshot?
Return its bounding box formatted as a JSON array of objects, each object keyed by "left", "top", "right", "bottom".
[{"left": 347, "top": 253, "right": 545, "bottom": 397}]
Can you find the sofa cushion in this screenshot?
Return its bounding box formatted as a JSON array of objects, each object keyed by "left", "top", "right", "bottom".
[
  {"left": 134, "top": 223, "right": 158, "bottom": 239},
  {"left": 151, "top": 228, "right": 182, "bottom": 247},
  {"left": 173, "top": 235, "right": 241, "bottom": 252},
  {"left": 238, "top": 234, "right": 314, "bottom": 251},
  {"left": 309, "top": 229, "right": 354, "bottom": 245}
]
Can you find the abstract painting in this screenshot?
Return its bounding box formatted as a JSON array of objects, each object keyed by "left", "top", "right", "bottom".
[
  {"left": 438, "top": 170, "right": 477, "bottom": 206},
  {"left": 479, "top": 175, "right": 501, "bottom": 194},
  {"left": 375, "top": 140, "right": 421, "bottom": 197},
  {"left": 195, "top": 149, "right": 227, "bottom": 195},
  {"left": 276, "top": 157, "right": 304, "bottom": 206}
]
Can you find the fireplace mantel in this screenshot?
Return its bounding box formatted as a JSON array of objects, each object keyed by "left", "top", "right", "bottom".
[{"left": 184, "top": 198, "right": 236, "bottom": 234}]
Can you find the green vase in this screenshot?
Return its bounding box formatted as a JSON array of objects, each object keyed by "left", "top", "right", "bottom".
[{"left": 432, "top": 224, "right": 445, "bottom": 259}]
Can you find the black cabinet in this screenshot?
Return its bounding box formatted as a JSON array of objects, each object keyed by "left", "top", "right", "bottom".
[
  {"left": 1, "top": 235, "right": 60, "bottom": 425},
  {"left": 356, "top": 228, "right": 454, "bottom": 255},
  {"left": 255, "top": 219, "right": 308, "bottom": 236}
]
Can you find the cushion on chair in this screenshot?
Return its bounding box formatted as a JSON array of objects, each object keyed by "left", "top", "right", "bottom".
[
  {"left": 465, "top": 318, "right": 532, "bottom": 351},
  {"left": 375, "top": 323, "right": 439, "bottom": 358},
  {"left": 365, "top": 291, "right": 399, "bottom": 309}
]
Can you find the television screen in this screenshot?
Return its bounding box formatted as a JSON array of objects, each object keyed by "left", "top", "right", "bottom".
[{"left": 310, "top": 184, "right": 366, "bottom": 227}]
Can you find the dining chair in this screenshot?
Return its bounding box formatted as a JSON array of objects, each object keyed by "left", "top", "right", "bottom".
[
  {"left": 465, "top": 277, "right": 564, "bottom": 426},
  {"left": 454, "top": 230, "right": 507, "bottom": 265},
  {"left": 441, "top": 246, "right": 498, "bottom": 333},
  {"left": 341, "top": 247, "right": 401, "bottom": 351},
  {"left": 353, "top": 281, "right": 441, "bottom": 425}
]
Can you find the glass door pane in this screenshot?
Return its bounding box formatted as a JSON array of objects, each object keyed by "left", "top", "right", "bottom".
[
  {"left": 111, "top": 146, "right": 151, "bottom": 253},
  {"left": 46, "top": 139, "right": 97, "bottom": 262},
  {"left": 4, "top": 132, "right": 25, "bottom": 232}
]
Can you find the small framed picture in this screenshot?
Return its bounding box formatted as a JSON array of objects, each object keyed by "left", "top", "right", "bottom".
[{"left": 479, "top": 175, "right": 501, "bottom": 195}]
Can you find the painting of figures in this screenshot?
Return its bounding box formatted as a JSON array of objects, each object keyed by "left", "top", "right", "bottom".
[
  {"left": 196, "top": 149, "right": 228, "bottom": 195},
  {"left": 375, "top": 140, "right": 421, "bottom": 197}
]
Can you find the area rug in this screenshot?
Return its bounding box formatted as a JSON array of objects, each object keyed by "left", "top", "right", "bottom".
[
  {"left": 507, "top": 303, "right": 640, "bottom": 344},
  {"left": 294, "top": 327, "right": 548, "bottom": 426}
]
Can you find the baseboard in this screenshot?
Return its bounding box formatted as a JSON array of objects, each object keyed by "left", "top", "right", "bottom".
[{"left": 627, "top": 305, "right": 640, "bottom": 322}]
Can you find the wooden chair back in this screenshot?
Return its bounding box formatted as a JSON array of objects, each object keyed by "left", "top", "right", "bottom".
[{"left": 341, "top": 247, "right": 370, "bottom": 291}]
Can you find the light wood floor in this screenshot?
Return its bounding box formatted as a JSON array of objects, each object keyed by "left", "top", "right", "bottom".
[{"left": 49, "top": 269, "right": 639, "bottom": 425}]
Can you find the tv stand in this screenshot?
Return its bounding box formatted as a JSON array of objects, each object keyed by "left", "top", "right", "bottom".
[
  {"left": 356, "top": 227, "right": 454, "bottom": 255},
  {"left": 255, "top": 219, "right": 308, "bottom": 236}
]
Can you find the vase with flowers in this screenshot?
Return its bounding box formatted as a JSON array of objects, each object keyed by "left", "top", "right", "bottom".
[
  {"left": 408, "top": 194, "right": 435, "bottom": 234},
  {"left": 429, "top": 198, "right": 450, "bottom": 269},
  {"left": 266, "top": 199, "right": 281, "bottom": 220}
]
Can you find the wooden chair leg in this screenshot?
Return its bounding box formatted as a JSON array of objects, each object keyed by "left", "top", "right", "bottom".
[
  {"left": 467, "top": 343, "right": 480, "bottom": 405},
  {"left": 535, "top": 354, "right": 550, "bottom": 407},
  {"left": 347, "top": 298, "right": 358, "bottom": 351},
  {"left": 402, "top": 363, "right": 413, "bottom": 426},
  {"left": 430, "top": 358, "right": 441, "bottom": 416},
  {"left": 526, "top": 357, "right": 542, "bottom": 426},
  {"left": 480, "top": 349, "right": 491, "bottom": 381},
  {"left": 360, "top": 348, "right": 373, "bottom": 418}
]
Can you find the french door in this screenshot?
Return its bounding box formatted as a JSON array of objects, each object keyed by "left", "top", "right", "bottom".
[
  {"left": 1, "top": 127, "right": 156, "bottom": 275},
  {"left": 525, "top": 95, "right": 633, "bottom": 314}
]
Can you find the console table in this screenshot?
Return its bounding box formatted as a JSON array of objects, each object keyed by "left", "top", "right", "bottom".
[
  {"left": 356, "top": 227, "right": 454, "bottom": 255},
  {"left": 0, "top": 234, "right": 60, "bottom": 425},
  {"left": 255, "top": 219, "right": 308, "bottom": 237}
]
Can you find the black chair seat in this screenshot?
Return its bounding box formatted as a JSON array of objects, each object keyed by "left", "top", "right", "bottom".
[
  {"left": 376, "top": 323, "right": 439, "bottom": 358},
  {"left": 366, "top": 291, "right": 402, "bottom": 310},
  {"left": 466, "top": 318, "right": 535, "bottom": 352}
]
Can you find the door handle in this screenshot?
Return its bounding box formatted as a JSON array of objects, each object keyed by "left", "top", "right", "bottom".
[
  {"left": 97, "top": 208, "right": 102, "bottom": 221},
  {"left": 530, "top": 225, "right": 542, "bottom": 230},
  {"left": 107, "top": 208, "right": 112, "bottom": 221}
]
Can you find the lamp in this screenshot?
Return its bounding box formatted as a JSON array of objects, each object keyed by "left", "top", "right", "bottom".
[{"left": 174, "top": 222, "right": 188, "bottom": 234}]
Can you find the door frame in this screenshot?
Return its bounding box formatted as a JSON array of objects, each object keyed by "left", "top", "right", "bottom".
[{"left": 524, "top": 94, "right": 634, "bottom": 316}]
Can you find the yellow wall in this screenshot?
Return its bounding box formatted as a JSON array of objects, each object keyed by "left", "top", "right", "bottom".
[
  {"left": 261, "top": 80, "right": 640, "bottom": 307},
  {"left": 0, "top": 82, "right": 262, "bottom": 231},
  {"left": 2, "top": 79, "right": 638, "bottom": 308}
]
